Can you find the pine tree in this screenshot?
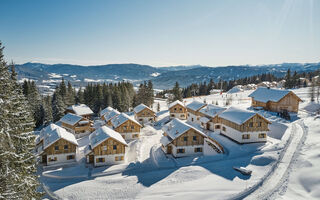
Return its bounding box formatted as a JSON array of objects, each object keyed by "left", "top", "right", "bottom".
[
  {"left": 43, "top": 95, "right": 53, "bottom": 125},
  {"left": 52, "top": 88, "right": 66, "bottom": 122},
  {"left": 65, "top": 81, "right": 75, "bottom": 106},
  {"left": 171, "top": 82, "right": 182, "bottom": 102},
  {"left": 157, "top": 102, "right": 160, "bottom": 112},
  {"left": 0, "top": 42, "right": 41, "bottom": 199},
  {"left": 310, "top": 81, "right": 315, "bottom": 102}
]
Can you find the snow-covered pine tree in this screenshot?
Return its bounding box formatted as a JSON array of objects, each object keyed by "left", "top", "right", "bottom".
[
  {"left": 52, "top": 88, "right": 66, "bottom": 122},
  {"left": 0, "top": 42, "right": 41, "bottom": 199},
  {"left": 43, "top": 95, "right": 53, "bottom": 125}
]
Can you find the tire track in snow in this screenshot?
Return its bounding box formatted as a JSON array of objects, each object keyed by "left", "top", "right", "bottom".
[{"left": 229, "top": 120, "right": 306, "bottom": 200}]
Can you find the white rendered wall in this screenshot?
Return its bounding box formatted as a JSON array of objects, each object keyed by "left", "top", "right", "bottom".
[
  {"left": 47, "top": 152, "right": 76, "bottom": 166},
  {"left": 121, "top": 132, "right": 140, "bottom": 140},
  {"left": 135, "top": 116, "right": 155, "bottom": 124},
  {"left": 220, "top": 124, "right": 267, "bottom": 143},
  {"left": 171, "top": 145, "right": 204, "bottom": 158},
  {"left": 169, "top": 113, "right": 187, "bottom": 120},
  {"left": 187, "top": 113, "right": 201, "bottom": 124},
  {"left": 94, "top": 153, "right": 125, "bottom": 167}
]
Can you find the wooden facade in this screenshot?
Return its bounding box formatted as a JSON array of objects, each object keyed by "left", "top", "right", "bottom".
[
  {"left": 169, "top": 104, "right": 187, "bottom": 116},
  {"left": 171, "top": 129, "right": 205, "bottom": 147},
  {"left": 251, "top": 91, "right": 302, "bottom": 113},
  {"left": 135, "top": 107, "right": 156, "bottom": 120},
  {"left": 43, "top": 138, "right": 77, "bottom": 156},
  {"left": 219, "top": 114, "right": 270, "bottom": 133},
  {"left": 91, "top": 138, "right": 126, "bottom": 156},
  {"left": 114, "top": 119, "right": 141, "bottom": 139},
  {"left": 61, "top": 119, "right": 94, "bottom": 135}
]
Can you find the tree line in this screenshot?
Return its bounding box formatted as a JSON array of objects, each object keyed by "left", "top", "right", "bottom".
[{"left": 22, "top": 78, "right": 155, "bottom": 127}]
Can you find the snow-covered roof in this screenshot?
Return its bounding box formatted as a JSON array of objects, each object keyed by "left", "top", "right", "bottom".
[
  {"left": 111, "top": 113, "right": 141, "bottom": 128},
  {"left": 103, "top": 109, "right": 120, "bottom": 122},
  {"left": 133, "top": 103, "right": 153, "bottom": 114},
  {"left": 186, "top": 101, "right": 207, "bottom": 111},
  {"left": 162, "top": 118, "right": 206, "bottom": 141},
  {"left": 67, "top": 104, "right": 93, "bottom": 116},
  {"left": 37, "top": 123, "right": 60, "bottom": 144},
  {"left": 100, "top": 106, "right": 114, "bottom": 117},
  {"left": 227, "top": 86, "right": 243, "bottom": 94},
  {"left": 199, "top": 117, "right": 210, "bottom": 124},
  {"left": 248, "top": 87, "right": 295, "bottom": 103},
  {"left": 60, "top": 113, "right": 84, "bottom": 126},
  {"left": 218, "top": 107, "right": 257, "bottom": 125},
  {"left": 160, "top": 136, "right": 172, "bottom": 146},
  {"left": 168, "top": 100, "right": 185, "bottom": 109},
  {"left": 89, "top": 126, "right": 127, "bottom": 150},
  {"left": 199, "top": 105, "right": 226, "bottom": 118},
  {"left": 43, "top": 126, "right": 78, "bottom": 150}
]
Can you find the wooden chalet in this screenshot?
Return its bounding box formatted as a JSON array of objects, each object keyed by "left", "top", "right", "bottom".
[
  {"left": 85, "top": 126, "right": 128, "bottom": 167},
  {"left": 218, "top": 107, "right": 271, "bottom": 143},
  {"left": 160, "top": 119, "right": 223, "bottom": 157},
  {"left": 66, "top": 104, "right": 94, "bottom": 119},
  {"left": 111, "top": 113, "right": 142, "bottom": 140},
  {"left": 198, "top": 105, "right": 226, "bottom": 131},
  {"left": 168, "top": 100, "right": 187, "bottom": 120},
  {"left": 133, "top": 103, "right": 156, "bottom": 124},
  {"left": 38, "top": 125, "right": 78, "bottom": 166},
  {"left": 249, "top": 87, "right": 302, "bottom": 113},
  {"left": 186, "top": 101, "right": 207, "bottom": 124},
  {"left": 60, "top": 113, "right": 95, "bottom": 138}
]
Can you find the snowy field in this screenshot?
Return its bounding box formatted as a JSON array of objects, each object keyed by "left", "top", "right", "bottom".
[{"left": 40, "top": 87, "right": 320, "bottom": 200}]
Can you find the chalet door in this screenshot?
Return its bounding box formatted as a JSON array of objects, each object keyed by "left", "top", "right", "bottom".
[
  {"left": 207, "top": 123, "right": 210, "bottom": 130},
  {"left": 89, "top": 155, "right": 94, "bottom": 163},
  {"left": 167, "top": 146, "right": 172, "bottom": 154},
  {"left": 42, "top": 155, "right": 47, "bottom": 164}
]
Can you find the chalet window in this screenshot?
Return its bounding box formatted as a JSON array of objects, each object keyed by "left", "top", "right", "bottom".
[
  {"left": 67, "top": 155, "right": 74, "bottom": 160},
  {"left": 55, "top": 146, "right": 59, "bottom": 151},
  {"left": 113, "top": 145, "right": 117, "bottom": 150},
  {"left": 120, "top": 156, "right": 124, "bottom": 161},
  {"left": 188, "top": 113, "right": 190, "bottom": 116},
  {"left": 171, "top": 114, "right": 175, "bottom": 117},
  {"left": 180, "top": 114, "right": 185, "bottom": 117},
  {"left": 177, "top": 149, "right": 185, "bottom": 154},
  {"left": 258, "top": 133, "right": 266, "bottom": 138},
  {"left": 131, "top": 125, "right": 134, "bottom": 130},
  {"left": 115, "top": 156, "right": 119, "bottom": 161},
  {"left": 194, "top": 147, "right": 203, "bottom": 152},
  {"left": 49, "top": 157, "right": 57, "bottom": 162},
  {"left": 215, "top": 125, "right": 220, "bottom": 129},
  {"left": 103, "top": 146, "right": 107, "bottom": 151},
  {"left": 64, "top": 145, "right": 68, "bottom": 150},
  {"left": 242, "top": 134, "right": 250, "bottom": 139},
  {"left": 133, "top": 134, "right": 139, "bottom": 138},
  {"left": 249, "top": 122, "right": 253, "bottom": 127},
  {"left": 258, "top": 122, "right": 262, "bottom": 127},
  {"left": 174, "top": 108, "right": 177, "bottom": 111},
  {"left": 123, "top": 126, "right": 127, "bottom": 130},
  {"left": 192, "top": 118, "right": 194, "bottom": 122},
  {"left": 149, "top": 118, "right": 153, "bottom": 121},
  {"left": 193, "top": 136, "right": 197, "bottom": 141},
  {"left": 183, "top": 136, "right": 188, "bottom": 141},
  {"left": 139, "top": 119, "right": 143, "bottom": 121},
  {"left": 197, "top": 117, "right": 200, "bottom": 120},
  {"left": 97, "top": 158, "right": 104, "bottom": 163},
  {"left": 180, "top": 108, "right": 182, "bottom": 111},
  {"left": 222, "top": 127, "right": 226, "bottom": 131}
]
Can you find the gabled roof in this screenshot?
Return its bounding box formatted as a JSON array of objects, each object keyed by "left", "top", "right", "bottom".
[
  {"left": 100, "top": 106, "right": 114, "bottom": 117},
  {"left": 186, "top": 101, "right": 207, "bottom": 112},
  {"left": 103, "top": 109, "right": 120, "bottom": 122},
  {"left": 169, "top": 100, "right": 185, "bottom": 109},
  {"left": 111, "top": 113, "right": 142, "bottom": 128},
  {"left": 67, "top": 104, "right": 93, "bottom": 116},
  {"left": 162, "top": 118, "right": 206, "bottom": 142},
  {"left": 88, "top": 126, "right": 127, "bottom": 151},
  {"left": 199, "top": 105, "right": 226, "bottom": 118},
  {"left": 248, "top": 87, "right": 301, "bottom": 103},
  {"left": 133, "top": 103, "right": 153, "bottom": 114},
  {"left": 43, "top": 126, "right": 78, "bottom": 150},
  {"left": 36, "top": 123, "right": 60, "bottom": 144},
  {"left": 218, "top": 107, "right": 258, "bottom": 125},
  {"left": 60, "top": 113, "right": 84, "bottom": 126}
]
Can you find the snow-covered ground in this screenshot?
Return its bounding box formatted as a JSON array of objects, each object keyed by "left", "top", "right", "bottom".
[{"left": 40, "top": 87, "right": 320, "bottom": 200}]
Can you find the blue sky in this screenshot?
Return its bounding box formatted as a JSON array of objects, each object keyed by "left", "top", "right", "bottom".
[{"left": 0, "top": 0, "right": 319, "bottom": 67}]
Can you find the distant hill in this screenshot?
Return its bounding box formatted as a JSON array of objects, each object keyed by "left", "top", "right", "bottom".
[{"left": 15, "top": 62, "right": 320, "bottom": 89}]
